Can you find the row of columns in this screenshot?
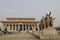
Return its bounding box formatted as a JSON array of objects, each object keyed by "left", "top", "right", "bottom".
[{"left": 3, "top": 23, "right": 38, "bottom": 32}]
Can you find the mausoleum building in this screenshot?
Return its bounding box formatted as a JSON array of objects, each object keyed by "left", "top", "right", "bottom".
[{"left": 0, "top": 18, "right": 39, "bottom": 32}]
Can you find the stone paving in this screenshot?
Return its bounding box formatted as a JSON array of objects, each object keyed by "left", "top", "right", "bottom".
[{"left": 0, "top": 32, "right": 40, "bottom": 40}]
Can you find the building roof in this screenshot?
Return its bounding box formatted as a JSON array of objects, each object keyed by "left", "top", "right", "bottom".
[
  {"left": 0, "top": 20, "right": 39, "bottom": 23},
  {"left": 0, "top": 17, "right": 39, "bottom": 23},
  {"left": 6, "top": 18, "right": 35, "bottom": 20}
]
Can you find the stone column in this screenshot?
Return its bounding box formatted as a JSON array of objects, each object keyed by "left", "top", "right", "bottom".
[
  {"left": 22, "top": 24, "right": 24, "bottom": 31},
  {"left": 30, "top": 24, "right": 31, "bottom": 30},
  {"left": 18, "top": 24, "right": 20, "bottom": 32},
  {"left": 31, "top": 24, "right": 33, "bottom": 31},
  {"left": 4, "top": 24, "right": 7, "bottom": 31},
  {"left": 34, "top": 26, "right": 36, "bottom": 31},
  {"left": 11, "top": 24, "right": 13, "bottom": 31},
  {"left": 31, "top": 24, "right": 32, "bottom": 30},
  {"left": 9, "top": 24, "right": 10, "bottom": 31},
  {"left": 15, "top": 24, "right": 16, "bottom": 31},
  {"left": 25, "top": 24, "right": 26, "bottom": 31},
  {"left": 31, "top": 24, "right": 35, "bottom": 33},
  {"left": 28, "top": 24, "right": 30, "bottom": 31},
  {"left": 33, "top": 24, "right": 36, "bottom": 32},
  {"left": 37, "top": 23, "right": 39, "bottom": 31}
]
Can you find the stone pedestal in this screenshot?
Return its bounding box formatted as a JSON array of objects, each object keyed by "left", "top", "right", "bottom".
[
  {"left": 43, "top": 27, "right": 58, "bottom": 35},
  {"left": 40, "top": 26, "right": 58, "bottom": 39}
]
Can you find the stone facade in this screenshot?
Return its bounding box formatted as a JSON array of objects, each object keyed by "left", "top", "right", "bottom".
[{"left": 0, "top": 18, "right": 39, "bottom": 32}]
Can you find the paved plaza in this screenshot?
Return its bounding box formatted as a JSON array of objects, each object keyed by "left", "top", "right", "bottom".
[{"left": 0, "top": 32, "right": 40, "bottom": 40}]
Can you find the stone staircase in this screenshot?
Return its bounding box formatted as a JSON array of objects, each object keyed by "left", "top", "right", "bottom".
[{"left": 0, "top": 32, "right": 40, "bottom": 40}]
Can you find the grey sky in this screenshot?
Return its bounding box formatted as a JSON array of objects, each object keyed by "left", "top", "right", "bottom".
[{"left": 0, "top": 0, "right": 60, "bottom": 27}]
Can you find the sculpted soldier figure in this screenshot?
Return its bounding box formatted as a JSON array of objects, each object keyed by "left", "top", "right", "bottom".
[
  {"left": 45, "top": 14, "right": 49, "bottom": 28},
  {"left": 39, "top": 16, "right": 46, "bottom": 30},
  {"left": 46, "top": 11, "right": 54, "bottom": 27},
  {"left": 49, "top": 12, "right": 55, "bottom": 27},
  {"left": 49, "top": 17, "right": 53, "bottom": 27},
  {"left": 42, "top": 16, "right": 46, "bottom": 29},
  {"left": 39, "top": 19, "right": 43, "bottom": 30},
  {"left": 39, "top": 11, "right": 55, "bottom": 30},
  {"left": 49, "top": 12, "right": 53, "bottom": 27},
  {"left": 47, "top": 14, "right": 50, "bottom": 27}
]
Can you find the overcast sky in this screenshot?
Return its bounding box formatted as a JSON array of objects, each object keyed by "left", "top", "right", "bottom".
[{"left": 0, "top": 0, "right": 60, "bottom": 27}]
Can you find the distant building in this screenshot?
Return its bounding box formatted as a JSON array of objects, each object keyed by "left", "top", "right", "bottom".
[{"left": 0, "top": 18, "right": 39, "bottom": 32}]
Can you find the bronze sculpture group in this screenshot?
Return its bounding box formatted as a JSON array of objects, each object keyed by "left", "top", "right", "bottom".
[{"left": 39, "top": 12, "right": 55, "bottom": 30}]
